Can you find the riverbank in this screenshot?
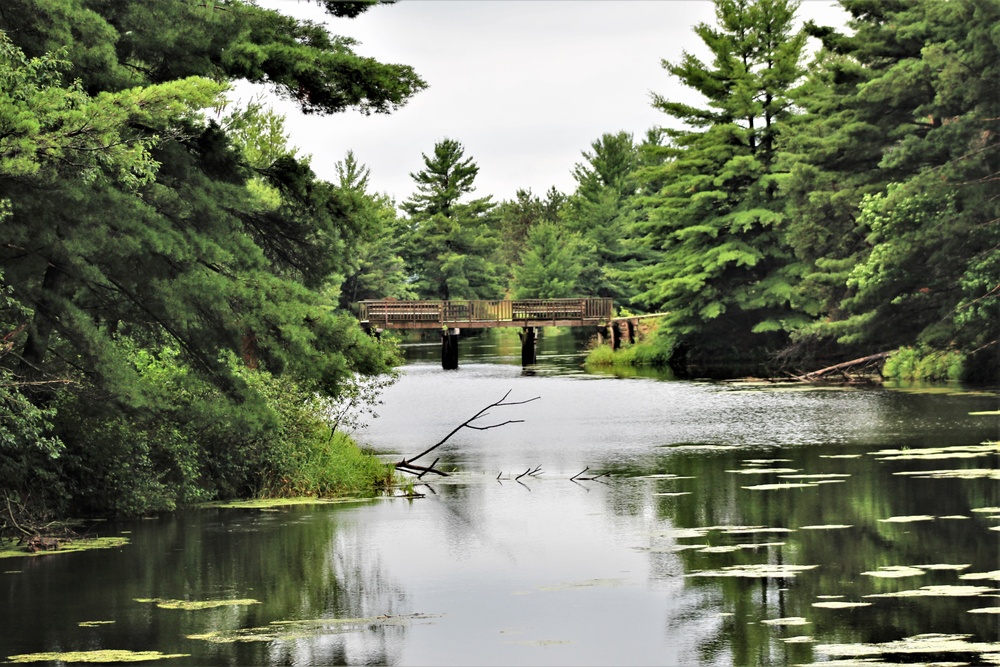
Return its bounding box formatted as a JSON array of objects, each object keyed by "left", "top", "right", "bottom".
[{"left": 584, "top": 317, "right": 997, "bottom": 384}]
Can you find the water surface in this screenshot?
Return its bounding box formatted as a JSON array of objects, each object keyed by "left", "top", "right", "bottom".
[{"left": 2, "top": 329, "right": 997, "bottom": 665}]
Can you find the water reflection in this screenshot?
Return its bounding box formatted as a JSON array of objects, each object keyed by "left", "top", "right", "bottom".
[{"left": 2, "top": 329, "right": 997, "bottom": 665}]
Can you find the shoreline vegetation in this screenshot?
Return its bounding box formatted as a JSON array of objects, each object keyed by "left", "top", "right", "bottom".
[{"left": 584, "top": 316, "right": 986, "bottom": 385}]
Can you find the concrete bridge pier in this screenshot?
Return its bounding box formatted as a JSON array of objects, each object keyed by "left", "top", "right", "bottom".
[
  {"left": 441, "top": 328, "right": 460, "bottom": 369},
  {"left": 519, "top": 327, "right": 537, "bottom": 366}
]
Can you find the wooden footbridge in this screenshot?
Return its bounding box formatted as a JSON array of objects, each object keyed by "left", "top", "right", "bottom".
[{"left": 359, "top": 298, "right": 628, "bottom": 368}]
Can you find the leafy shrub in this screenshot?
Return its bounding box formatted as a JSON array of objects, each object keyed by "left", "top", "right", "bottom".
[{"left": 883, "top": 346, "right": 964, "bottom": 382}]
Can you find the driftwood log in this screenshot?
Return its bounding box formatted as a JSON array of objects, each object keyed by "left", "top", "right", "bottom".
[
  {"left": 395, "top": 390, "right": 539, "bottom": 478},
  {"left": 793, "top": 351, "right": 893, "bottom": 382}
]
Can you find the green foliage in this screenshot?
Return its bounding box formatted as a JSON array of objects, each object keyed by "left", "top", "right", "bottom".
[
  {"left": 883, "top": 347, "right": 965, "bottom": 383},
  {"left": 785, "top": 0, "right": 1000, "bottom": 370},
  {"left": 495, "top": 187, "right": 565, "bottom": 276},
  {"left": 561, "top": 131, "right": 646, "bottom": 301},
  {"left": 332, "top": 152, "right": 415, "bottom": 308},
  {"left": 584, "top": 321, "right": 677, "bottom": 368},
  {"left": 0, "top": 1, "right": 424, "bottom": 520},
  {"left": 511, "top": 222, "right": 586, "bottom": 299},
  {"left": 631, "top": 0, "right": 808, "bottom": 365},
  {"left": 400, "top": 138, "right": 502, "bottom": 300}
]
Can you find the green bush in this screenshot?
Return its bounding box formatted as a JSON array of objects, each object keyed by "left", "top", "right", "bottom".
[
  {"left": 585, "top": 320, "right": 676, "bottom": 368},
  {"left": 883, "top": 346, "right": 965, "bottom": 382}
]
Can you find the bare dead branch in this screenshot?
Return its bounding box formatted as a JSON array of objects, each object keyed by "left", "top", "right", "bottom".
[
  {"left": 793, "top": 351, "right": 894, "bottom": 382},
  {"left": 466, "top": 419, "right": 525, "bottom": 431},
  {"left": 515, "top": 468, "right": 531, "bottom": 481},
  {"left": 400, "top": 390, "right": 539, "bottom": 467},
  {"left": 570, "top": 467, "right": 589, "bottom": 481}
]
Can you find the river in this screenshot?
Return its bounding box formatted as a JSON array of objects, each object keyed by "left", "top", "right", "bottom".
[{"left": 2, "top": 328, "right": 998, "bottom": 666}]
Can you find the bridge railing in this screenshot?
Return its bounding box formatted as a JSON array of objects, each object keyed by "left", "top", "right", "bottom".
[{"left": 358, "top": 298, "right": 613, "bottom": 328}]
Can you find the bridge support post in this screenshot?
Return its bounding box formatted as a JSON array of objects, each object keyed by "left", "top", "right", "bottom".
[
  {"left": 519, "top": 326, "right": 537, "bottom": 366},
  {"left": 441, "top": 328, "right": 460, "bottom": 369}
]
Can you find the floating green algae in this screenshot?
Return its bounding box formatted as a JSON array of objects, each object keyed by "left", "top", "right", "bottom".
[
  {"left": 895, "top": 468, "right": 1000, "bottom": 480},
  {"left": 537, "top": 578, "right": 626, "bottom": 592},
  {"left": 506, "top": 639, "right": 573, "bottom": 647},
  {"left": 878, "top": 514, "right": 935, "bottom": 523},
  {"left": 870, "top": 443, "right": 1000, "bottom": 461},
  {"left": 135, "top": 597, "right": 260, "bottom": 610},
  {"left": 960, "top": 570, "right": 1000, "bottom": 581},
  {"left": 865, "top": 585, "right": 998, "bottom": 598},
  {"left": 0, "top": 536, "right": 129, "bottom": 559},
  {"left": 200, "top": 496, "right": 374, "bottom": 510},
  {"left": 7, "top": 650, "right": 188, "bottom": 663},
  {"left": 761, "top": 617, "right": 810, "bottom": 626},
  {"left": 813, "top": 632, "right": 1000, "bottom": 658},
  {"left": 861, "top": 565, "right": 926, "bottom": 578},
  {"left": 186, "top": 613, "right": 442, "bottom": 643},
  {"left": 778, "top": 474, "right": 851, "bottom": 480},
  {"left": 687, "top": 564, "right": 818, "bottom": 578}
]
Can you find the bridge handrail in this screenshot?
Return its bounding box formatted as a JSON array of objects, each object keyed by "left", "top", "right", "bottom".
[{"left": 359, "top": 298, "right": 613, "bottom": 325}]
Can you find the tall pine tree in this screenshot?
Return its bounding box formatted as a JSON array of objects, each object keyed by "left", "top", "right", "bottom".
[
  {"left": 400, "top": 139, "right": 501, "bottom": 300},
  {"left": 631, "top": 0, "right": 807, "bottom": 371}
]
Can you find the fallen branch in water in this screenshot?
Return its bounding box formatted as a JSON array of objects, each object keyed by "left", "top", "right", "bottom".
[
  {"left": 793, "top": 351, "right": 893, "bottom": 383},
  {"left": 395, "top": 390, "right": 540, "bottom": 478},
  {"left": 571, "top": 467, "right": 609, "bottom": 482}
]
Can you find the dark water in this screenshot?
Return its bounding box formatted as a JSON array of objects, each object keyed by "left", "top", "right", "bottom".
[{"left": 2, "top": 328, "right": 998, "bottom": 666}]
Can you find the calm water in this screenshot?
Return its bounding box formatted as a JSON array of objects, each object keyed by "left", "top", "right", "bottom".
[{"left": 2, "top": 328, "right": 998, "bottom": 666}]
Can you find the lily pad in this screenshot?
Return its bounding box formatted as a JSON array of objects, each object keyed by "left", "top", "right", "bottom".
[
  {"left": 78, "top": 621, "right": 115, "bottom": 627},
  {"left": 878, "top": 515, "right": 935, "bottom": 523},
  {"left": 652, "top": 492, "right": 691, "bottom": 497},
  {"left": 814, "top": 632, "right": 1000, "bottom": 657},
  {"left": 761, "top": 616, "right": 810, "bottom": 626},
  {"left": 778, "top": 474, "right": 851, "bottom": 480},
  {"left": 895, "top": 469, "right": 1000, "bottom": 480},
  {"left": 687, "top": 564, "right": 818, "bottom": 578},
  {"left": 960, "top": 571, "right": 1000, "bottom": 581},
  {"left": 969, "top": 607, "right": 1000, "bottom": 614},
  {"left": 861, "top": 566, "right": 926, "bottom": 578},
  {"left": 865, "top": 585, "right": 998, "bottom": 598},
  {"left": 780, "top": 636, "right": 814, "bottom": 643},
  {"left": 870, "top": 443, "right": 999, "bottom": 461},
  {"left": 820, "top": 454, "right": 862, "bottom": 459},
  {"left": 799, "top": 524, "right": 853, "bottom": 530},
  {"left": 188, "top": 613, "right": 443, "bottom": 643},
  {"left": 697, "top": 545, "right": 743, "bottom": 554},
  {"left": 7, "top": 650, "right": 188, "bottom": 663},
  {"left": 135, "top": 597, "right": 260, "bottom": 610},
  {"left": 742, "top": 482, "right": 819, "bottom": 490},
  {"left": 722, "top": 527, "right": 794, "bottom": 535},
  {"left": 0, "top": 537, "right": 130, "bottom": 559},
  {"left": 726, "top": 468, "right": 800, "bottom": 475},
  {"left": 538, "top": 578, "right": 626, "bottom": 591},
  {"left": 811, "top": 601, "right": 872, "bottom": 609}
]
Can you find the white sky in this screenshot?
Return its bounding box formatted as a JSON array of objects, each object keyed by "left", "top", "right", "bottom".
[{"left": 245, "top": 0, "right": 848, "bottom": 204}]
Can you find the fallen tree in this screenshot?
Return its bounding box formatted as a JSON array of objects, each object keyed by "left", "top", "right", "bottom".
[{"left": 792, "top": 351, "right": 893, "bottom": 383}]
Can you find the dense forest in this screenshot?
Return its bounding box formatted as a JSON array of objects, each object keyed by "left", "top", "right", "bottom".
[{"left": 0, "top": 0, "right": 997, "bottom": 523}]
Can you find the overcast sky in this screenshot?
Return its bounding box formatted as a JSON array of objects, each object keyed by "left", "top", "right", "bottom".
[{"left": 245, "top": 0, "right": 848, "bottom": 204}]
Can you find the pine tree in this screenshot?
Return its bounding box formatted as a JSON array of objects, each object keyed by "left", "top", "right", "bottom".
[
  {"left": 631, "top": 0, "right": 808, "bottom": 368},
  {"left": 400, "top": 139, "right": 501, "bottom": 300},
  {"left": 787, "top": 0, "right": 1000, "bottom": 377}
]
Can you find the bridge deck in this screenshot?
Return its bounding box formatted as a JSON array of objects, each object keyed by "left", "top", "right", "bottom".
[{"left": 359, "top": 298, "right": 613, "bottom": 329}]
